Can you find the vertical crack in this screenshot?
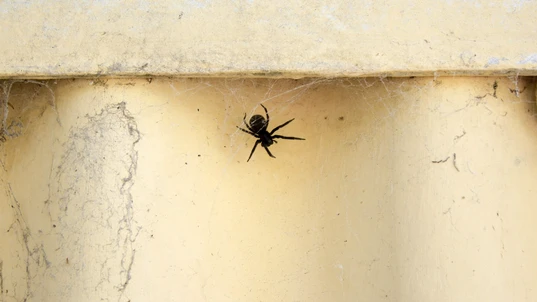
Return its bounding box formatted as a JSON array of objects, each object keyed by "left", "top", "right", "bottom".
[
  {"left": 6, "top": 184, "right": 49, "bottom": 301},
  {"left": 0, "top": 260, "right": 3, "bottom": 294},
  {"left": 115, "top": 102, "right": 141, "bottom": 300}
]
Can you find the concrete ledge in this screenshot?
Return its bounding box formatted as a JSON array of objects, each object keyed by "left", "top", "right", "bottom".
[{"left": 1, "top": 1, "right": 536, "bottom": 78}]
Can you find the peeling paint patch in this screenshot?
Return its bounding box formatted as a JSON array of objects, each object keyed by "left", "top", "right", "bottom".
[
  {"left": 485, "top": 57, "right": 509, "bottom": 68},
  {"left": 486, "top": 57, "right": 500, "bottom": 66},
  {"left": 321, "top": 5, "right": 348, "bottom": 31},
  {"left": 186, "top": 0, "right": 209, "bottom": 9},
  {"left": 504, "top": 0, "right": 532, "bottom": 12},
  {"left": 519, "top": 53, "right": 537, "bottom": 64}
]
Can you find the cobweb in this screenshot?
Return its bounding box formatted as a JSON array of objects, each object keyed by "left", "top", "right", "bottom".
[
  {"left": 167, "top": 77, "right": 401, "bottom": 162},
  {"left": 0, "top": 75, "right": 535, "bottom": 301},
  {"left": 161, "top": 75, "right": 536, "bottom": 301}
]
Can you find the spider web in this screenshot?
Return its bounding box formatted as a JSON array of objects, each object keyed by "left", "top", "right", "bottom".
[
  {"left": 0, "top": 76, "right": 536, "bottom": 301},
  {"left": 164, "top": 75, "right": 537, "bottom": 302}
]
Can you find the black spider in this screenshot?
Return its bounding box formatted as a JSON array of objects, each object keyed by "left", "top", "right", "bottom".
[{"left": 237, "top": 104, "right": 305, "bottom": 162}]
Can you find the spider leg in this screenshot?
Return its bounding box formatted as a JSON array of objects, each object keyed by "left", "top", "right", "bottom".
[
  {"left": 247, "top": 140, "right": 261, "bottom": 162},
  {"left": 264, "top": 146, "right": 276, "bottom": 158},
  {"left": 272, "top": 135, "right": 305, "bottom": 141},
  {"left": 260, "top": 104, "right": 269, "bottom": 127},
  {"left": 237, "top": 126, "right": 258, "bottom": 137},
  {"left": 270, "top": 118, "right": 295, "bottom": 135}
]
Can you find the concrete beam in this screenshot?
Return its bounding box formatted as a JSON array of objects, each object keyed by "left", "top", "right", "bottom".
[{"left": 1, "top": 1, "right": 536, "bottom": 78}]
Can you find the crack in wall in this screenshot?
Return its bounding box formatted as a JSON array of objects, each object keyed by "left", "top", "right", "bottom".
[
  {"left": 115, "top": 102, "right": 140, "bottom": 301},
  {"left": 5, "top": 184, "right": 49, "bottom": 302},
  {"left": 0, "top": 80, "right": 62, "bottom": 301},
  {"left": 0, "top": 260, "right": 3, "bottom": 294}
]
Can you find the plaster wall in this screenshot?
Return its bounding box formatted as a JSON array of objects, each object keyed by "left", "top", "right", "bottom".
[{"left": 0, "top": 77, "right": 536, "bottom": 301}]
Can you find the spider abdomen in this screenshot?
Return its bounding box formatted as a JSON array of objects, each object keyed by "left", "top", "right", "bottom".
[{"left": 249, "top": 115, "right": 267, "bottom": 133}]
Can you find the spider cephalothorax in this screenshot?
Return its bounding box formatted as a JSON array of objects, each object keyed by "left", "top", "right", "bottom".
[{"left": 237, "top": 104, "right": 305, "bottom": 162}]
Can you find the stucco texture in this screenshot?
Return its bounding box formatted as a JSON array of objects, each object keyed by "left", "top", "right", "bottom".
[
  {"left": 0, "top": 77, "right": 536, "bottom": 301},
  {"left": 0, "top": 1, "right": 536, "bottom": 78}
]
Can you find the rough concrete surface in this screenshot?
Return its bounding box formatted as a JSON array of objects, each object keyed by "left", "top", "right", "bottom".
[{"left": 0, "top": 1, "right": 536, "bottom": 77}]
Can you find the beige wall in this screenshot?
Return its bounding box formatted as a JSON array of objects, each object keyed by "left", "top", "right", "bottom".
[
  {"left": 1, "top": 77, "right": 536, "bottom": 301},
  {"left": 2, "top": 2, "right": 536, "bottom": 301}
]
